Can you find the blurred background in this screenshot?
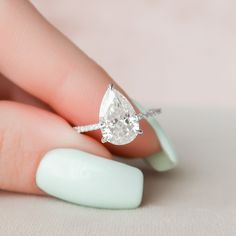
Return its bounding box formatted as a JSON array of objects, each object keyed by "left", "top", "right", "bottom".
[{"left": 32, "top": 0, "right": 236, "bottom": 108}]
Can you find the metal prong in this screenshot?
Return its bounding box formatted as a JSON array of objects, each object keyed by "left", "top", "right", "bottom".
[
  {"left": 137, "top": 129, "right": 143, "bottom": 135},
  {"left": 108, "top": 83, "right": 114, "bottom": 90},
  {"left": 99, "top": 122, "right": 105, "bottom": 128},
  {"left": 101, "top": 137, "right": 108, "bottom": 143}
]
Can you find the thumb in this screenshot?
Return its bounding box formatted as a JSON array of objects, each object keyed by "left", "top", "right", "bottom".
[{"left": 0, "top": 101, "right": 143, "bottom": 209}]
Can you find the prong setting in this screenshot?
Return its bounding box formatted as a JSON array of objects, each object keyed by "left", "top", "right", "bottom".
[
  {"left": 108, "top": 83, "right": 114, "bottom": 90},
  {"left": 101, "top": 137, "right": 108, "bottom": 143},
  {"left": 136, "top": 129, "right": 143, "bottom": 135}
]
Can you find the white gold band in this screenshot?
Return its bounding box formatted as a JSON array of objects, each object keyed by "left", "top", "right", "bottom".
[{"left": 74, "top": 108, "right": 161, "bottom": 133}]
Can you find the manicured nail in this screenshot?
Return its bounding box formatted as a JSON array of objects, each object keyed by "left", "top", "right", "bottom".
[
  {"left": 134, "top": 101, "right": 178, "bottom": 171},
  {"left": 36, "top": 148, "right": 143, "bottom": 209}
]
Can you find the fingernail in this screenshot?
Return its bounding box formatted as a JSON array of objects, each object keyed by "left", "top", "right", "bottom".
[
  {"left": 134, "top": 101, "right": 178, "bottom": 172},
  {"left": 36, "top": 148, "right": 143, "bottom": 209}
]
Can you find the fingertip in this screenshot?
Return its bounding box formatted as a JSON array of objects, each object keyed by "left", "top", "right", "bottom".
[{"left": 0, "top": 102, "right": 112, "bottom": 195}]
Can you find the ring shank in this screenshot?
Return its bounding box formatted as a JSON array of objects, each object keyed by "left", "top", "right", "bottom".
[
  {"left": 74, "top": 108, "right": 161, "bottom": 133},
  {"left": 74, "top": 123, "right": 100, "bottom": 133}
]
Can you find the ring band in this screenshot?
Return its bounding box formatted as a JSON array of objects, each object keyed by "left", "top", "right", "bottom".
[{"left": 74, "top": 109, "right": 161, "bottom": 133}]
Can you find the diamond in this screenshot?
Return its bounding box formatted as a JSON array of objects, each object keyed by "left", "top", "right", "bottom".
[{"left": 99, "top": 85, "right": 140, "bottom": 145}]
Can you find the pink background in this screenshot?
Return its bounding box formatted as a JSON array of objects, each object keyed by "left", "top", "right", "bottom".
[{"left": 32, "top": 0, "right": 236, "bottom": 108}]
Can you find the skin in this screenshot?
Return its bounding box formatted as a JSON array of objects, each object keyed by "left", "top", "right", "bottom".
[{"left": 0, "top": 0, "right": 161, "bottom": 195}]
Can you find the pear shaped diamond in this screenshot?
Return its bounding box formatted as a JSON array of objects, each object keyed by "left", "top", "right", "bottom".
[{"left": 99, "top": 84, "right": 140, "bottom": 145}]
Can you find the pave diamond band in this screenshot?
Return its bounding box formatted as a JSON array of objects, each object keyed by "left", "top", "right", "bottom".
[
  {"left": 74, "top": 123, "right": 101, "bottom": 133},
  {"left": 73, "top": 84, "right": 161, "bottom": 145},
  {"left": 74, "top": 109, "right": 161, "bottom": 134}
]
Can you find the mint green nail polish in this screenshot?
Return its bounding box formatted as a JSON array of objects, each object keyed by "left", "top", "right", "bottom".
[
  {"left": 134, "top": 101, "right": 178, "bottom": 172},
  {"left": 36, "top": 148, "right": 143, "bottom": 209}
]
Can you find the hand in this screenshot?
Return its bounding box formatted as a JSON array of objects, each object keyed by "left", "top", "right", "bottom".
[{"left": 0, "top": 0, "right": 165, "bottom": 209}]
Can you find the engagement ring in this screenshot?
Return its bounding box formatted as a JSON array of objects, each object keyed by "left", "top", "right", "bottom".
[{"left": 74, "top": 84, "right": 161, "bottom": 145}]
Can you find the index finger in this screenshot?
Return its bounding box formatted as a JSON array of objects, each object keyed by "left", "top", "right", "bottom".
[{"left": 0, "top": 0, "right": 161, "bottom": 158}]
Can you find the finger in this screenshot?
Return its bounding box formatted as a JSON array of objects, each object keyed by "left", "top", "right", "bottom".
[
  {"left": 0, "top": 0, "right": 160, "bottom": 158},
  {"left": 0, "top": 74, "right": 12, "bottom": 100},
  {"left": 0, "top": 101, "right": 143, "bottom": 209},
  {"left": 0, "top": 74, "right": 51, "bottom": 110}
]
